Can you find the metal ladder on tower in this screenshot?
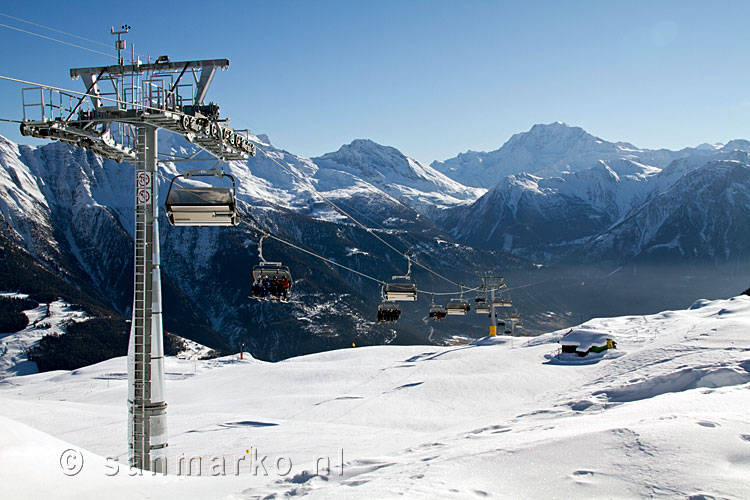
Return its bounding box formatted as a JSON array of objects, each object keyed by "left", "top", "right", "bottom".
[{"left": 131, "top": 126, "right": 152, "bottom": 470}]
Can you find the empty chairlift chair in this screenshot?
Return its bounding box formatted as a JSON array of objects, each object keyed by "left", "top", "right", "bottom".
[
  {"left": 475, "top": 301, "right": 490, "bottom": 314},
  {"left": 445, "top": 286, "right": 470, "bottom": 315},
  {"left": 382, "top": 257, "right": 417, "bottom": 301},
  {"left": 492, "top": 295, "right": 513, "bottom": 307},
  {"left": 165, "top": 169, "right": 240, "bottom": 226},
  {"left": 446, "top": 298, "right": 471, "bottom": 315},
  {"left": 382, "top": 280, "right": 418, "bottom": 301}
]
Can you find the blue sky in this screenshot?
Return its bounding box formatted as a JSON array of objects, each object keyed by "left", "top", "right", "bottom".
[{"left": 1, "top": 0, "right": 748, "bottom": 163}]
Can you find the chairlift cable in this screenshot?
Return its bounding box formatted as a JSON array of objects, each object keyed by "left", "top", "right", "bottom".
[
  {"left": 0, "top": 13, "right": 149, "bottom": 58},
  {"left": 237, "top": 218, "right": 385, "bottom": 286},
  {"left": 0, "top": 23, "right": 118, "bottom": 59},
  {"left": 0, "top": 12, "right": 117, "bottom": 50},
  {"left": 265, "top": 233, "right": 386, "bottom": 286}
]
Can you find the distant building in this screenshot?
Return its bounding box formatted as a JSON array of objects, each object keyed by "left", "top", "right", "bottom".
[{"left": 559, "top": 329, "right": 616, "bottom": 357}]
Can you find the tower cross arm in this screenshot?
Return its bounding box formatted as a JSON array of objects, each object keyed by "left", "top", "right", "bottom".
[{"left": 69, "top": 59, "right": 230, "bottom": 79}]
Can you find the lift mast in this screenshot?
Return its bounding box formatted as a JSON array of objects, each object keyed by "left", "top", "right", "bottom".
[
  {"left": 19, "top": 27, "right": 254, "bottom": 472},
  {"left": 481, "top": 276, "right": 506, "bottom": 337}
]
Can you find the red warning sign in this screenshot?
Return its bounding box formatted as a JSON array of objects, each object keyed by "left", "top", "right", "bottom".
[
  {"left": 137, "top": 172, "right": 151, "bottom": 187},
  {"left": 137, "top": 189, "right": 151, "bottom": 204}
]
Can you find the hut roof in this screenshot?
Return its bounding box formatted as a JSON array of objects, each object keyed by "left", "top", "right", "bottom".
[{"left": 559, "top": 329, "right": 614, "bottom": 352}]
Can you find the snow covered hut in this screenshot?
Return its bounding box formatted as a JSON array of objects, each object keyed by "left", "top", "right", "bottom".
[{"left": 559, "top": 329, "right": 616, "bottom": 357}]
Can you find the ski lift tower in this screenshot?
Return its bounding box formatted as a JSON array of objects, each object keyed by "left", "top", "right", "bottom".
[
  {"left": 481, "top": 276, "right": 506, "bottom": 337},
  {"left": 19, "top": 27, "right": 254, "bottom": 472}
]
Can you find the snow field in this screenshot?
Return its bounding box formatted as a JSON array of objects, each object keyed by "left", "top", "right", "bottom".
[{"left": 0, "top": 296, "right": 748, "bottom": 499}]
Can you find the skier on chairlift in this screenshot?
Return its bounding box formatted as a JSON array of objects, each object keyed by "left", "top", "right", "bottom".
[
  {"left": 251, "top": 277, "right": 262, "bottom": 299},
  {"left": 279, "top": 276, "right": 290, "bottom": 301}
]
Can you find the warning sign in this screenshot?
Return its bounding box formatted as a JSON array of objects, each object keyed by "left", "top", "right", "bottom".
[
  {"left": 136, "top": 172, "right": 152, "bottom": 205},
  {"left": 137, "top": 189, "right": 151, "bottom": 205},
  {"left": 137, "top": 172, "right": 151, "bottom": 187}
]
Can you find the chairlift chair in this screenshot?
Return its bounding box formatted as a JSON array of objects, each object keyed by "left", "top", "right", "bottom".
[
  {"left": 475, "top": 302, "right": 490, "bottom": 314},
  {"left": 250, "top": 235, "right": 293, "bottom": 301},
  {"left": 378, "top": 302, "right": 402, "bottom": 323},
  {"left": 251, "top": 262, "right": 293, "bottom": 282},
  {"left": 382, "top": 280, "right": 418, "bottom": 301},
  {"left": 491, "top": 296, "right": 513, "bottom": 307},
  {"left": 446, "top": 298, "right": 471, "bottom": 316},
  {"left": 165, "top": 169, "right": 240, "bottom": 226},
  {"left": 444, "top": 285, "right": 470, "bottom": 315},
  {"left": 382, "top": 256, "right": 417, "bottom": 301},
  {"left": 429, "top": 303, "right": 447, "bottom": 320}
]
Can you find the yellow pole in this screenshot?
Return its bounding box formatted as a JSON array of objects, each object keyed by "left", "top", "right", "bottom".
[{"left": 489, "top": 325, "right": 497, "bottom": 337}]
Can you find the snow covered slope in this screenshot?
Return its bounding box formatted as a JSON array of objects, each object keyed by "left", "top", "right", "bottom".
[
  {"left": 586, "top": 157, "right": 750, "bottom": 262},
  {"left": 1, "top": 295, "right": 748, "bottom": 499},
  {"left": 0, "top": 294, "right": 88, "bottom": 378}
]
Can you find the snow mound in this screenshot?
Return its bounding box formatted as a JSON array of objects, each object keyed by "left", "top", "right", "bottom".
[{"left": 594, "top": 362, "right": 750, "bottom": 403}]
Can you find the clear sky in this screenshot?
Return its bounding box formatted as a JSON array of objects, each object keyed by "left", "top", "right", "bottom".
[{"left": 1, "top": 0, "right": 748, "bottom": 164}]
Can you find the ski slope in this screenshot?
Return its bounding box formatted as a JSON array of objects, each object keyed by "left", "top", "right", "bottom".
[
  {"left": 0, "top": 293, "right": 89, "bottom": 378},
  {"left": 1, "top": 296, "right": 749, "bottom": 499}
]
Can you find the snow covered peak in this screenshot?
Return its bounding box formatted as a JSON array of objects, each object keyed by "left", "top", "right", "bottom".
[
  {"left": 504, "top": 122, "right": 615, "bottom": 155},
  {"left": 431, "top": 122, "right": 632, "bottom": 189},
  {"left": 429, "top": 123, "right": 715, "bottom": 189},
  {"left": 316, "top": 139, "right": 413, "bottom": 180},
  {"left": 313, "top": 140, "right": 485, "bottom": 211}
]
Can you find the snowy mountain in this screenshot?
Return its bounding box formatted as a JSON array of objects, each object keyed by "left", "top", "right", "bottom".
[
  {"left": 2, "top": 295, "right": 749, "bottom": 499},
  {"left": 585, "top": 156, "right": 750, "bottom": 262},
  {"left": 3, "top": 120, "right": 750, "bottom": 364},
  {"left": 437, "top": 127, "right": 750, "bottom": 266},
  {"left": 431, "top": 121, "right": 711, "bottom": 189},
  {"left": 313, "top": 139, "right": 485, "bottom": 213}
]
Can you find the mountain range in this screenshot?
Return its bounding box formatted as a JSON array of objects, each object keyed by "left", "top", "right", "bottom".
[{"left": 2, "top": 122, "right": 749, "bottom": 361}]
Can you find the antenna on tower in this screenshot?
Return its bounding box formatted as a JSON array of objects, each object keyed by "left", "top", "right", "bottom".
[{"left": 111, "top": 24, "right": 131, "bottom": 66}]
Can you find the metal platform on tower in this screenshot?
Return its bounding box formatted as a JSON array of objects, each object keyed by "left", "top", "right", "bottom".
[{"left": 20, "top": 55, "right": 254, "bottom": 163}]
